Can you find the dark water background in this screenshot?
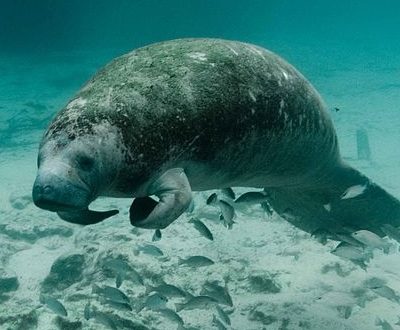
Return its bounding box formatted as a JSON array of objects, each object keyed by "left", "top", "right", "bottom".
[{"left": 2, "top": 0, "right": 400, "bottom": 149}]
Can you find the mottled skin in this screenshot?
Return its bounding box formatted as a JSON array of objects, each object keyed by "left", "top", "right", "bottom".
[{"left": 33, "top": 39, "right": 400, "bottom": 234}]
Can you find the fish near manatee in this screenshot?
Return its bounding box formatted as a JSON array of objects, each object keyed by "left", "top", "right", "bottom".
[{"left": 32, "top": 38, "right": 400, "bottom": 236}]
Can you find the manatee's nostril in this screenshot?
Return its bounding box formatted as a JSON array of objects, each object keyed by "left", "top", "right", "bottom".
[
  {"left": 43, "top": 185, "right": 53, "bottom": 195},
  {"left": 32, "top": 184, "right": 53, "bottom": 204}
]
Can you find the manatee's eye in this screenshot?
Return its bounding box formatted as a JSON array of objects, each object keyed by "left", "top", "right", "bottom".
[{"left": 76, "top": 154, "right": 94, "bottom": 171}]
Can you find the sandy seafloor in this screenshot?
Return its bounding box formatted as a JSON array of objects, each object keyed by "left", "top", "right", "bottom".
[{"left": 1, "top": 45, "right": 400, "bottom": 330}]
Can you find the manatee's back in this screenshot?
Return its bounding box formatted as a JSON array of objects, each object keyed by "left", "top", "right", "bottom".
[{"left": 55, "top": 38, "right": 341, "bottom": 183}]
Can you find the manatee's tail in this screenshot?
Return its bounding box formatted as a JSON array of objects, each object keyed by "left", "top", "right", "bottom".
[{"left": 264, "top": 163, "right": 400, "bottom": 237}]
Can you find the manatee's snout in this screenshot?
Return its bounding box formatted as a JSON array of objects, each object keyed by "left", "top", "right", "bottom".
[{"left": 32, "top": 172, "right": 90, "bottom": 212}]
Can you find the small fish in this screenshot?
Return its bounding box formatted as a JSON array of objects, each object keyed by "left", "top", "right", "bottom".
[
  {"left": 311, "top": 228, "right": 332, "bottom": 245},
  {"left": 138, "top": 292, "right": 168, "bottom": 312},
  {"left": 340, "top": 184, "right": 367, "bottom": 200},
  {"left": 212, "top": 315, "right": 227, "bottom": 330},
  {"left": 136, "top": 243, "right": 164, "bottom": 257},
  {"left": 116, "top": 273, "right": 123, "bottom": 288},
  {"left": 381, "top": 224, "right": 400, "bottom": 243},
  {"left": 336, "top": 305, "right": 352, "bottom": 319},
  {"left": 100, "top": 298, "right": 133, "bottom": 311},
  {"left": 216, "top": 305, "right": 231, "bottom": 325},
  {"left": 186, "top": 199, "right": 195, "bottom": 213},
  {"left": 335, "top": 232, "right": 365, "bottom": 247},
  {"left": 155, "top": 308, "right": 184, "bottom": 325},
  {"left": 206, "top": 193, "right": 218, "bottom": 205},
  {"left": 189, "top": 218, "right": 214, "bottom": 241},
  {"left": 178, "top": 256, "right": 215, "bottom": 268},
  {"left": 218, "top": 200, "right": 235, "bottom": 229},
  {"left": 175, "top": 295, "right": 218, "bottom": 312},
  {"left": 235, "top": 191, "right": 268, "bottom": 204},
  {"left": 331, "top": 242, "right": 371, "bottom": 262},
  {"left": 221, "top": 188, "right": 235, "bottom": 200},
  {"left": 351, "top": 230, "right": 390, "bottom": 252},
  {"left": 334, "top": 107, "right": 340, "bottom": 112},
  {"left": 260, "top": 201, "right": 273, "bottom": 216},
  {"left": 92, "top": 284, "right": 130, "bottom": 305},
  {"left": 104, "top": 258, "right": 132, "bottom": 274},
  {"left": 152, "top": 229, "right": 162, "bottom": 242},
  {"left": 84, "top": 303, "right": 92, "bottom": 320},
  {"left": 39, "top": 294, "right": 67, "bottom": 317},
  {"left": 323, "top": 203, "right": 331, "bottom": 212},
  {"left": 201, "top": 281, "right": 233, "bottom": 307},
  {"left": 92, "top": 310, "right": 117, "bottom": 330},
  {"left": 145, "top": 282, "right": 188, "bottom": 298},
  {"left": 128, "top": 268, "right": 144, "bottom": 285},
  {"left": 370, "top": 285, "right": 400, "bottom": 303},
  {"left": 220, "top": 213, "right": 235, "bottom": 229},
  {"left": 375, "top": 317, "right": 394, "bottom": 330}
]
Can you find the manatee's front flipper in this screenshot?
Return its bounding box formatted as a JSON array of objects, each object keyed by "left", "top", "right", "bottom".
[
  {"left": 57, "top": 208, "right": 119, "bottom": 225},
  {"left": 130, "top": 168, "right": 192, "bottom": 229},
  {"left": 265, "top": 164, "right": 400, "bottom": 238}
]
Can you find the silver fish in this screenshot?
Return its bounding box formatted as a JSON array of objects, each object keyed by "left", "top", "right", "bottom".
[
  {"left": 152, "top": 229, "right": 162, "bottom": 242},
  {"left": 201, "top": 281, "right": 233, "bottom": 307},
  {"left": 221, "top": 188, "right": 235, "bottom": 200},
  {"left": 92, "top": 284, "right": 130, "bottom": 305},
  {"left": 189, "top": 218, "right": 214, "bottom": 241},
  {"left": 216, "top": 305, "right": 231, "bottom": 325},
  {"left": 336, "top": 305, "right": 352, "bottom": 319},
  {"left": 375, "top": 317, "right": 394, "bottom": 330},
  {"left": 218, "top": 200, "right": 235, "bottom": 229},
  {"left": 206, "top": 193, "right": 218, "bottom": 205},
  {"left": 39, "top": 294, "right": 67, "bottom": 317},
  {"left": 92, "top": 310, "right": 117, "bottom": 330},
  {"left": 104, "top": 258, "right": 132, "bottom": 274},
  {"left": 186, "top": 199, "right": 195, "bottom": 213},
  {"left": 381, "top": 224, "right": 400, "bottom": 243},
  {"left": 235, "top": 191, "right": 268, "bottom": 204},
  {"left": 84, "top": 303, "right": 91, "bottom": 320},
  {"left": 155, "top": 308, "right": 184, "bottom": 325},
  {"left": 145, "top": 282, "right": 188, "bottom": 298},
  {"left": 335, "top": 232, "right": 365, "bottom": 247},
  {"left": 220, "top": 213, "right": 235, "bottom": 229},
  {"left": 212, "top": 315, "right": 227, "bottom": 330},
  {"left": 127, "top": 268, "right": 144, "bottom": 286},
  {"left": 341, "top": 184, "right": 367, "bottom": 200},
  {"left": 116, "top": 273, "right": 123, "bottom": 288},
  {"left": 100, "top": 298, "right": 133, "bottom": 311},
  {"left": 175, "top": 295, "right": 218, "bottom": 312},
  {"left": 370, "top": 285, "right": 400, "bottom": 303},
  {"left": 138, "top": 292, "right": 168, "bottom": 312},
  {"left": 351, "top": 230, "right": 390, "bottom": 252},
  {"left": 260, "top": 201, "right": 273, "bottom": 216},
  {"left": 178, "top": 256, "right": 215, "bottom": 268},
  {"left": 136, "top": 243, "right": 164, "bottom": 257},
  {"left": 331, "top": 242, "right": 371, "bottom": 262}
]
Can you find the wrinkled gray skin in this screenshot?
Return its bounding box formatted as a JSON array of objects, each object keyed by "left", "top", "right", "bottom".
[{"left": 32, "top": 38, "right": 400, "bottom": 234}]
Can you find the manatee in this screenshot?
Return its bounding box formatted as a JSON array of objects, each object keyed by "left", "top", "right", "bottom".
[{"left": 32, "top": 38, "right": 400, "bottom": 236}]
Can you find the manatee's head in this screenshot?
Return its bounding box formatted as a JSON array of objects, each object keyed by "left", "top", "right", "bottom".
[
  {"left": 32, "top": 121, "right": 122, "bottom": 224},
  {"left": 33, "top": 135, "right": 101, "bottom": 212}
]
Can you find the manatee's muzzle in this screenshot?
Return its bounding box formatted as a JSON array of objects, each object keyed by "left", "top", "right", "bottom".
[
  {"left": 32, "top": 172, "right": 119, "bottom": 225},
  {"left": 32, "top": 174, "right": 90, "bottom": 211}
]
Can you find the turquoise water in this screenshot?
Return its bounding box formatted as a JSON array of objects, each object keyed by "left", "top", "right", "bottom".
[{"left": 1, "top": 1, "right": 400, "bottom": 329}]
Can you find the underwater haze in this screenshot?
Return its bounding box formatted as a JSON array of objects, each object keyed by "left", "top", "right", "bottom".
[{"left": 2, "top": 1, "right": 400, "bottom": 329}]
